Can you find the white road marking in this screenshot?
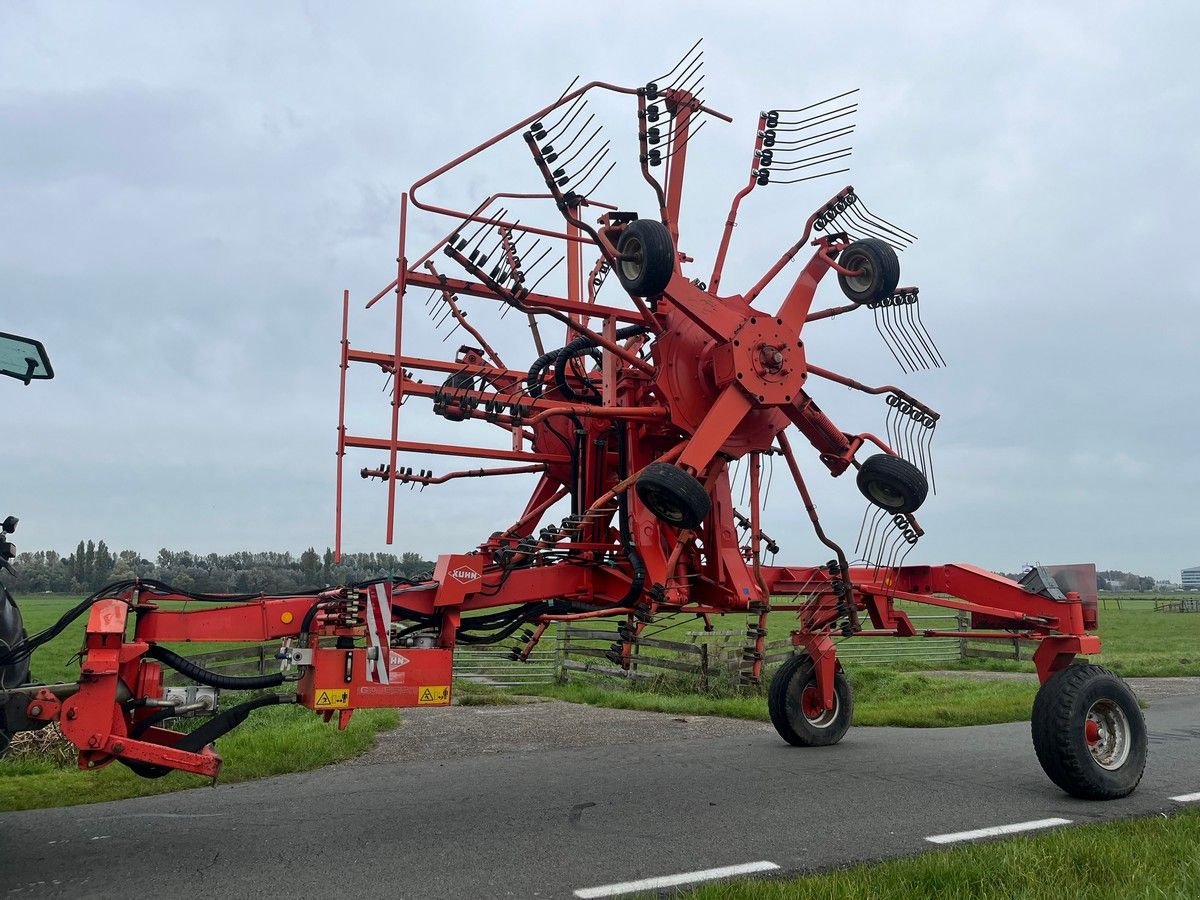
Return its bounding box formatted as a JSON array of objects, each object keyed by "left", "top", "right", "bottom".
[
  {"left": 573, "top": 861, "right": 781, "bottom": 898},
  {"left": 1170, "top": 792, "right": 1200, "bottom": 803},
  {"left": 926, "top": 818, "right": 1072, "bottom": 844}
]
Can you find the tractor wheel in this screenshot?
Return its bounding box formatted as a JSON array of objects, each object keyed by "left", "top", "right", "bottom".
[
  {"left": 437, "top": 372, "right": 475, "bottom": 422},
  {"left": 836, "top": 238, "right": 900, "bottom": 304},
  {"left": 768, "top": 653, "right": 853, "bottom": 747},
  {"left": 1031, "top": 664, "right": 1146, "bottom": 800},
  {"left": 856, "top": 454, "right": 928, "bottom": 514},
  {"left": 615, "top": 219, "right": 675, "bottom": 297},
  {"left": 635, "top": 462, "right": 710, "bottom": 529}
]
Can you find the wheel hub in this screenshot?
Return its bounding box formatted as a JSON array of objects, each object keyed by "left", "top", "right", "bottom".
[
  {"left": 799, "top": 683, "right": 838, "bottom": 728},
  {"left": 1084, "top": 698, "right": 1131, "bottom": 770}
]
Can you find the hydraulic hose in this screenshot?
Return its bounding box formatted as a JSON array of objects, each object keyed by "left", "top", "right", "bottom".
[
  {"left": 526, "top": 325, "right": 649, "bottom": 399},
  {"left": 122, "top": 693, "right": 285, "bottom": 779},
  {"left": 145, "top": 644, "right": 285, "bottom": 691},
  {"left": 614, "top": 420, "right": 647, "bottom": 605}
]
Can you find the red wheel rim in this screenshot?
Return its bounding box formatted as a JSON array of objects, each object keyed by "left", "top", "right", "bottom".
[{"left": 801, "top": 685, "right": 824, "bottom": 720}]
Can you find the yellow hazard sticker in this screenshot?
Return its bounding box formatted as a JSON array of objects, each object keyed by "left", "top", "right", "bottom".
[
  {"left": 314, "top": 688, "right": 350, "bottom": 709},
  {"left": 418, "top": 685, "right": 450, "bottom": 705}
]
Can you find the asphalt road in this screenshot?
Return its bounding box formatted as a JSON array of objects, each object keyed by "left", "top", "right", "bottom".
[{"left": 2, "top": 688, "right": 1198, "bottom": 899}]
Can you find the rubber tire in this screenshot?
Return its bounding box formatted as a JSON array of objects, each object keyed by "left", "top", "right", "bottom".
[
  {"left": 615, "top": 219, "right": 674, "bottom": 297},
  {"left": 1031, "top": 663, "right": 1147, "bottom": 800},
  {"left": 856, "top": 454, "right": 928, "bottom": 514},
  {"left": 837, "top": 238, "right": 900, "bottom": 304},
  {"left": 438, "top": 372, "right": 475, "bottom": 422},
  {"left": 768, "top": 653, "right": 853, "bottom": 747},
  {"left": 635, "top": 462, "right": 710, "bottom": 529}
]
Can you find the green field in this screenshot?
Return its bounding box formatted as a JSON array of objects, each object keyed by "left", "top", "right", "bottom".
[
  {"left": 1, "top": 594, "right": 398, "bottom": 811},
  {"left": 682, "top": 810, "right": 1200, "bottom": 899}
]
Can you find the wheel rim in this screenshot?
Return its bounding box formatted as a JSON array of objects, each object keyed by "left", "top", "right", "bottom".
[
  {"left": 1084, "top": 698, "right": 1131, "bottom": 770},
  {"left": 620, "top": 237, "right": 644, "bottom": 282},
  {"left": 798, "top": 681, "right": 839, "bottom": 728},
  {"left": 843, "top": 252, "right": 874, "bottom": 293},
  {"left": 866, "top": 478, "right": 905, "bottom": 510},
  {"left": 640, "top": 485, "right": 684, "bottom": 524}
]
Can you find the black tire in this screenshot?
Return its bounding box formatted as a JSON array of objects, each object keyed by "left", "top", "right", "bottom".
[
  {"left": 635, "top": 462, "right": 710, "bottom": 529},
  {"left": 768, "top": 653, "right": 853, "bottom": 747},
  {"left": 437, "top": 372, "right": 475, "bottom": 422},
  {"left": 837, "top": 238, "right": 900, "bottom": 304},
  {"left": 615, "top": 219, "right": 674, "bottom": 297},
  {"left": 1031, "top": 664, "right": 1146, "bottom": 800},
  {"left": 856, "top": 454, "right": 928, "bottom": 514}
]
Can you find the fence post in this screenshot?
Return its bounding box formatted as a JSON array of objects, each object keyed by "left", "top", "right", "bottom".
[
  {"left": 557, "top": 624, "right": 567, "bottom": 682},
  {"left": 957, "top": 611, "right": 968, "bottom": 660},
  {"left": 700, "top": 642, "right": 708, "bottom": 692}
]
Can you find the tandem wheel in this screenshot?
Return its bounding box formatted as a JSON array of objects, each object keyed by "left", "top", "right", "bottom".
[
  {"left": 615, "top": 219, "right": 675, "bottom": 297},
  {"left": 1032, "top": 664, "right": 1147, "bottom": 799},
  {"left": 836, "top": 238, "right": 900, "bottom": 304},
  {"left": 768, "top": 653, "right": 853, "bottom": 747},
  {"left": 635, "top": 462, "right": 711, "bottom": 530},
  {"left": 856, "top": 454, "right": 928, "bottom": 514}
]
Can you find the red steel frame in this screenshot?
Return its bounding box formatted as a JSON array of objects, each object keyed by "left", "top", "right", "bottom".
[{"left": 17, "top": 70, "right": 1102, "bottom": 779}]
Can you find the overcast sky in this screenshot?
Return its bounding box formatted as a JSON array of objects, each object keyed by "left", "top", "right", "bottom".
[{"left": 2, "top": 1, "right": 1196, "bottom": 579}]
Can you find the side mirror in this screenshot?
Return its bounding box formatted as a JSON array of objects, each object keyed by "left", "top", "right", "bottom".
[{"left": 0, "top": 331, "right": 53, "bottom": 384}]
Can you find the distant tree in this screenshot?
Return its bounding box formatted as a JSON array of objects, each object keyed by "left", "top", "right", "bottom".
[{"left": 300, "top": 547, "right": 321, "bottom": 584}]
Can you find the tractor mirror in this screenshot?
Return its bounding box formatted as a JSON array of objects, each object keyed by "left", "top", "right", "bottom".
[{"left": 0, "top": 332, "right": 53, "bottom": 385}]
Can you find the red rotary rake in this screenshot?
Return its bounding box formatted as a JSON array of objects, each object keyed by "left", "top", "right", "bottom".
[{"left": 1, "top": 45, "right": 1146, "bottom": 800}]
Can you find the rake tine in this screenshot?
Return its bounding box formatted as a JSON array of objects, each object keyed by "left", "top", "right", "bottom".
[
  {"left": 913, "top": 296, "right": 947, "bottom": 368},
  {"left": 880, "top": 303, "right": 914, "bottom": 373},
  {"left": 874, "top": 305, "right": 908, "bottom": 371},
  {"left": 855, "top": 198, "right": 918, "bottom": 243},
  {"left": 575, "top": 160, "right": 617, "bottom": 200},
  {"left": 903, "top": 298, "right": 937, "bottom": 370},
  {"left": 651, "top": 38, "right": 703, "bottom": 86}
]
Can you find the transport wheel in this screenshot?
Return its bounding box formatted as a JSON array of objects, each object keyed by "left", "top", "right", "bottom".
[
  {"left": 437, "top": 372, "right": 475, "bottom": 422},
  {"left": 615, "top": 219, "right": 675, "bottom": 296},
  {"left": 768, "top": 653, "right": 853, "bottom": 747},
  {"left": 836, "top": 238, "right": 900, "bottom": 304},
  {"left": 1031, "top": 664, "right": 1147, "bottom": 799},
  {"left": 635, "top": 462, "right": 711, "bottom": 529},
  {"left": 856, "top": 454, "right": 928, "bottom": 514}
]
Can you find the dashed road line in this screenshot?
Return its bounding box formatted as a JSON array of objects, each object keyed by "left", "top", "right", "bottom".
[
  {"left": 925, "top": 818, "right": 1073, "bottom": 844},
  {"left": 1169, "top": 792, "right": 1200, "bottom": 803},
  {"left": 573, "top": 861, "right": 781, "bottom": 898}
]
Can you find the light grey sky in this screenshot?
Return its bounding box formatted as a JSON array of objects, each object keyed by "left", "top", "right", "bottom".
[{"left": 2, "top": 1, "right": 1196, "bottom": 579}]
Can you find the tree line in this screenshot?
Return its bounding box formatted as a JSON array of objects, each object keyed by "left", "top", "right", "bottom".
[{"left": 8, "top": 540, "right": 434, "bottom": 595}]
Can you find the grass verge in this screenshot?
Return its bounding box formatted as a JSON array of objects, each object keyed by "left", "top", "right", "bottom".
[
  {"left": 3, "top": 595, "right": 399, "bottom": 811},
  {"left": 522, "top": 668, "right": 1038, "bottom": 728},
  {"left": 0, "top": 704, "right": 398, "bottom": 812},
  {"left": 682, "top": 810, "right": 1200, "bottom": 899}
]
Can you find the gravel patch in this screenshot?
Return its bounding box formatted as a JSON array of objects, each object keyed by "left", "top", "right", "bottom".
[{"left": 353, "top": 699, "right": 771, "bottom": 766}]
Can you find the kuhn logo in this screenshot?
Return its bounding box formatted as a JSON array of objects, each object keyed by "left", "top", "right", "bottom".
[
  {"left": 389, "top": 653, "right": 410, "bottom": 668},
  {"left": 450, "top": 567, "right": 480, "bottom": 584}
]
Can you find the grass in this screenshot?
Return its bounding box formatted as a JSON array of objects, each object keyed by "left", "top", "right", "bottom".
[
  {"left": 0, "top": 703, "right": 398, "bottom": 812},
  {"left": 919, "top": 607, "right": 1200, "bottom": 678},
  {"left": 681, "top": 810, "right": 1200, "bottom": 899},
  {"left": 524, "top": 668, "right": 1038, "bottom": 728},
  {"left": 2, "top": 594, "right": 399, "bottom": 811},
  {"left": 550, "top": 597, "right": 1200, "bottom": 679}
]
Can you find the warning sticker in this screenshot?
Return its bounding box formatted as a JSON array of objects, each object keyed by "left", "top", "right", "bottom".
[
  {"left": 417, "top": 685, "right": 450, "bottom": 705},
  {"left": 314, "top": 688, "right": 350, "bottom": 709}
]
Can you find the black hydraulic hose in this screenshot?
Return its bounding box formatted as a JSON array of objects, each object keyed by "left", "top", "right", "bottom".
[
  {"left": 527, "top": 325, "right": 649, "bottom": 399},
  {"left": 553, "top": 325, "right": 649, "bottom": 403},
  {"left": 614, "top": 420, "right": 647, "bottom": 605},
  {"left": 122, "top": 694, "right": 285, "bottom": 780},
  {"left": 145, "top": 645, "right": 285, "bottom": 690}
]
